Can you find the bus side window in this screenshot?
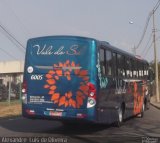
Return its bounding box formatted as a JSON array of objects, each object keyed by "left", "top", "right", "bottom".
[
  {"left": 117, "top": 54, "right": 121, "bottom": 77},
  {"left": 106, "top": 50, "right": 112, "bottom": 76},
  {"left": 132, "top": 59, "right": 137, "bottom": 78},
  {"left": 138, "top": 62, "right": 143, "bottom": 78},
  {"left": 136, "top": 60, "right": 139, "bottom": 78},
  {"left": 126, "top": 58, "right": 132, "bottom": 78},
  {"left": 144, "top": 64, "right": 149, "bottom": 79},
  {"left": 142, "top": 63, "right": 144, "bottom": 78},
  {"left": 117, "top": 54, "right": 125, "bottom": 77},
  {"left": 112, "top": 53, "right": 117, "bottom": 77},
  {"left": 100, "top": 48, "right": 105, "bottom": 75},
  {"left": 122, "top": 56, "right": 126, "bottom": 77}
]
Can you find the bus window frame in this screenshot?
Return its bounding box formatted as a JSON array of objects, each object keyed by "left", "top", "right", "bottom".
[
  {"left": 105, "top": 49, "right": 113, "bottom": 77},
  {"left": 112, "top": 52, "right": 117, "bottom": 77},
  {"left": 99, "top": 47, "right": 106, "bottom": 76}
]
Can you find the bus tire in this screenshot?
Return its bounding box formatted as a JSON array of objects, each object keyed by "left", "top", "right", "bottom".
[
  {"left": 115, "top": 107, "right": 123, "bottom": 127},
  {"left": 138, "top": 102, "right": 145, "bottom": 118}
]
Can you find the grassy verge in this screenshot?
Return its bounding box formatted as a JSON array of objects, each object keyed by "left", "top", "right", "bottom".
[{"left": 0, "top": 100, "right": 22, "bottom": 118}]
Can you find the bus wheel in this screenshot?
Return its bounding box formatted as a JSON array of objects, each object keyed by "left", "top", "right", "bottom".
[
  {"left": 138, "top": 102, "right": 145, "bottom": 118},
  {"left": 146, "top": 99, "right": 150, "bottom": 110},
  {"left": 115, "top": 107, "right": 123, "bottom": 127}
]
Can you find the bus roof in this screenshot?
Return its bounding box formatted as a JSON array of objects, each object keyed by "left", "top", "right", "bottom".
[{"left": 27, "top": 35, "right": 97, "bottom": 43}]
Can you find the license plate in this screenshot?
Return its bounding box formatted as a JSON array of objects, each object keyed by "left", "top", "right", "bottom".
[{"left": 49, "top": 111, "right": 62, "bottom": 117}]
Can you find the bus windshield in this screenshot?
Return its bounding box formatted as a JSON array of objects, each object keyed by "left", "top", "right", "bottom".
[{"left": 27, "top": 37, "right": 91, "bottom": 72}]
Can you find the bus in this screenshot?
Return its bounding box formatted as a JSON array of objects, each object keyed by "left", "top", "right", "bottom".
[{"left": 22, "top": 36, "right": 152, "bottom": 126}]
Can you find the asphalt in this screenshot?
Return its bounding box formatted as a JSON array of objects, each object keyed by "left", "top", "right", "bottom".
[
  {"left": 150, "top": 96, "right": 160, "bottom": 109},
  {"left": 0, "top": 106, "right": 160, "bottom": 143}
]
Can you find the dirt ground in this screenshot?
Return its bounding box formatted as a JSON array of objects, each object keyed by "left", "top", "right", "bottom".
[{"left": 0, "top": 101, "right": 21, "bottom": 118}]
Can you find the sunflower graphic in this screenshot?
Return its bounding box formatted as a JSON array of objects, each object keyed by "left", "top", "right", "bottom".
[{"left": 44, "top": 60, "right": 89, "bottom": 108}]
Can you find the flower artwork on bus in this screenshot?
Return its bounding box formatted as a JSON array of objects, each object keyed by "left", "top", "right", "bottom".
[
  {"left": 133, "top": 81, "right": 147, "bottom": 115},
  {"left": 43, "top": 60, "right": 89, "bottom": 108}
]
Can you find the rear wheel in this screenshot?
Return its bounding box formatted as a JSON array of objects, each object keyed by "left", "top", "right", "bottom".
[
  {"left": 115, "top": 107, "right": 123, "bottom": 127},
  {"left": 137, "top": 102, "right": 145, "bottom": 118}
]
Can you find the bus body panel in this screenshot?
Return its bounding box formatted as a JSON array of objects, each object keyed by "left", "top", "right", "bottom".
[
  {"left": 22, "top": 36, "right": 97, "bottom": 122},
  {"left": 96, "top": 43, "right": 151, "bottom": 124}
]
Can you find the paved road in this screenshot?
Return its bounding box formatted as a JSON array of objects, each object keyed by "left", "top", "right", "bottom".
[{"left": 0, "top": 106, "right": 160, "bottom": 143}]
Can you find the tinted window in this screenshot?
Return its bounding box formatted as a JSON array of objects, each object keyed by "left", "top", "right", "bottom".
[
  {"left": 132, "top": 59, "right": 138, "bottom": 78},
  {"left": 112, "top": 53, "right": 117, "bottom": 76},
  {"left": 27, "top": 38, "right": 92, "bottom": 71},
  {"left": 117, "top": 54, "right": 125, "bottom": 77},
  {"left": 138, "top": 62, "right": 144, "bottom": 78},
  {"left": 144, "top": 64, "right": 149, "bottom": 78},
  {"left": 100, "top": 48, "right": 105, "bottom": 75},
  {"left": 106, "top": 50, "right": 112, "bottom": 76},
  {"left": 126, "top": 58, "right": 132, "bottom": 78}
]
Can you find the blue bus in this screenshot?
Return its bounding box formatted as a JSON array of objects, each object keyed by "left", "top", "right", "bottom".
[{"left": 22, "top": 36, "right": 152, "bottom": 126}]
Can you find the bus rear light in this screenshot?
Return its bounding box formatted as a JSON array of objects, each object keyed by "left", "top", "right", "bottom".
[
  {"left": 22, "top": 81, "right": 27, "bottom": 104},
  {"left": 22, "top": 89, "right": 26, "bottom": 93},
  {"left": 90, "top": 92, "right": 95, "bottom": 97},
  {"left": 76, "top": 113, "right": 87, "bottom": 118},
  {"left": 22, "top": 94, "right": 26, "bottom": 100},
  {"left": 22, "top": 94, "right": 27, "bottom": 104},
  {"left": 22, "top": 81, "right": 27, "bottom": 94},
  {"left": 26, "top": 109, "right": 35, "bottom": 115},
  {"left": 88, "top": 82, "right": 96, "bottom": 99}
]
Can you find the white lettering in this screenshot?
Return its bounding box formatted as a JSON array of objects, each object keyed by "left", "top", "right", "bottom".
[
  {"left": 33, "top": 44, "right": 82, "bottom": 56},
  {"left": 67, "top": 45, "right": 81, "bottom": 55},
  {"left": 33, "top": 44, "right": 53, "bottom": 55},
  {"left": 31, "top": 75, "right": 43, "bottom": 80},
  {"left": 54, "top": 46, "right": 65, "bottom": 55}
]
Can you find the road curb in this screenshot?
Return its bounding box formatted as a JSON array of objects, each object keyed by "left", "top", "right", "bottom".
[{"left": 151, "top": 103, "right": 160, "bottom": 110}]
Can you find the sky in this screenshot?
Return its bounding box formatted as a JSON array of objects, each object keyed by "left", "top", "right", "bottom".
[{"left": 0, "top": 0, "right": 159, "bottom": 62}]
